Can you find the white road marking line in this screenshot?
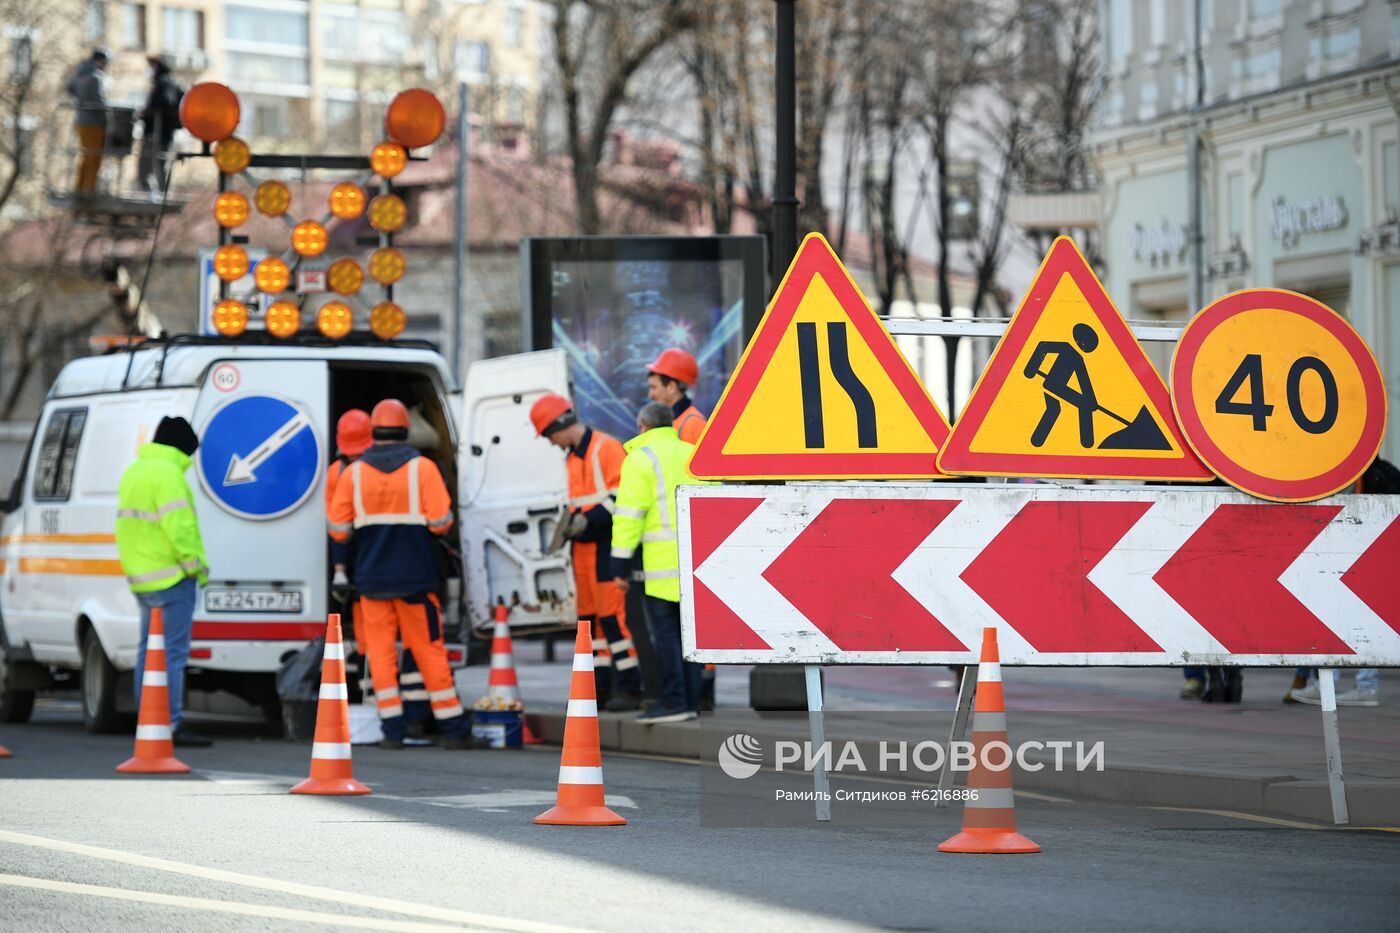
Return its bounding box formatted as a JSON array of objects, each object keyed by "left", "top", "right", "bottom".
[
  {"left": 0, "top": 874, "right": 465, "bottom": 933},
  {"left": 0, "top": 830, "right": 594, "bottom": 933}
]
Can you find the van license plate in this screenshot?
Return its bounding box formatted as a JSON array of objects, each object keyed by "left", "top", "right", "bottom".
[{"left": 205, "top": 589, "right": 303, "bottom": 613}]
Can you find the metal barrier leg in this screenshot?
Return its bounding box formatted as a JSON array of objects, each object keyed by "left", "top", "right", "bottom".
[
  {"left": 805, "top": 664, "right": 831, "bottom": 822},
  {"left": 935, "top": 666, "right": 976, "bottom": 806},
  {"left": 1318, "top": 669, "right": 1350, "bottom": 825}
]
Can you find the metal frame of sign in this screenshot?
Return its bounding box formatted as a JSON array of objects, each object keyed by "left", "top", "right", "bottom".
[{"left": 1171, "top": 288, "right": 1388, "bottom": 503}]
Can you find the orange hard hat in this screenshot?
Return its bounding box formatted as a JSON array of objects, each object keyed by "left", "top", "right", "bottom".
[
  {"left": 647, "top": 348, "right": 698, "bottom": 386},
  {"left": 530, "top": 393, "right": 576, "bottom": 436},
  {"left": 370, "top": 398, "right": 410, "bottom": 430},
  {"left": 336, "top": 409, "right": 372, "bottom": 457}
]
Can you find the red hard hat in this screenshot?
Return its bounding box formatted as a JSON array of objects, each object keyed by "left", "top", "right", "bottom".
[
  {"left": 336, "top": 409, "right": 372, "bottom": 457},
  {"left": 530, "top": 393, "right": 575, "bottom": 436},
  {"left": 370, "top": 398, "right": 410, "bottom": 429},
  {"left": 647, "top": 348, "right": 698, "bottom": 386}
]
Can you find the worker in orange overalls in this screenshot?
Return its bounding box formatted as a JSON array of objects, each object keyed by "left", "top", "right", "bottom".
[
  {"left": 328, "top": 399, "right": 470, "bottom": 749},
  {"left": 645, "top": 348, "right": 716, "bottom": 709},
  {"left": 532, "top": 393, "right": 642, "bottom": 711}
]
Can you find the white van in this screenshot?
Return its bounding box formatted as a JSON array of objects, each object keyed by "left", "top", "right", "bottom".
[{"left": 0, "top": 337, "right": 575, "bottom": 731}]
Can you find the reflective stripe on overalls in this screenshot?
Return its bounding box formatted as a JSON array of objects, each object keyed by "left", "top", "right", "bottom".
[{"left": 567, "top": 440, "right": 615, "bottom": 512}]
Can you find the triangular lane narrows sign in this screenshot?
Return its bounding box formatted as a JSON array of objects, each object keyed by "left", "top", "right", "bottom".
[
  {"left": 937, "top": 237, "right": 1213, "bottom": 481},
  {"left": 689, "top": 233, "right": 952, "bottom": 479}
]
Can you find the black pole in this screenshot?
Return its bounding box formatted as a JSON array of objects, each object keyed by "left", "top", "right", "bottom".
[{"left": 772, "top": 0, "right": 798, "bottom": 293}]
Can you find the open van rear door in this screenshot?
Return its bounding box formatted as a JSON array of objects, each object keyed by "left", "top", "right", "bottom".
[{"left": 458, "top": 349, "right": 573, "bottom": 636}]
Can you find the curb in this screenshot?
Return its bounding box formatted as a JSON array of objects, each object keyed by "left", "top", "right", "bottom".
[{"left": 529, "top": 712, "right": 1400, "bottom": 826}]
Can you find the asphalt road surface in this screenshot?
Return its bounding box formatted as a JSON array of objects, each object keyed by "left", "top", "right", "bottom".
[{"left": 2, "top": 701, "right": 1397, "bottom": 933}]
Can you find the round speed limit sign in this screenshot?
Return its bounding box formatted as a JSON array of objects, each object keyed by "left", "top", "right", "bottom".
[{"left": 1171, "top": 289, "right": 1386, "bottom": 502}]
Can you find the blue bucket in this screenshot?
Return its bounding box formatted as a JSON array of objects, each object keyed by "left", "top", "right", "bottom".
[{"left": 471, "top": 709, "right": 523, "bottom": 748}]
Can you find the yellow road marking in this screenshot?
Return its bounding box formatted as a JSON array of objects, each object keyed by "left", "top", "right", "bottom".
[
  {"left": 0, "top": 830, "right": 592, "bottom": 933},
  {"left": 0, "top": 874, "right": 467, "bottom": 933},
  {"left": 1148, "top": 806, "right": 1326, "bottom": 830}
]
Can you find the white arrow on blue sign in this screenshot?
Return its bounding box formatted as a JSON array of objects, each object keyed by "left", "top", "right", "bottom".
[{"left": 196, "top": 395, "right": 322, "bottom": 520}]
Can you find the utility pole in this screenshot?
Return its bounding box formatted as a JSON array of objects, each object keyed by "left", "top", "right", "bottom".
[
  {"left": 772, "top": 0, "right": 798, "bottom": 292},
  {"left": 1186, "top": 0, "right": 1204, "bottom": 314},
  {"left": 451, "top": 81, "right": 469, "bottom": 384}
]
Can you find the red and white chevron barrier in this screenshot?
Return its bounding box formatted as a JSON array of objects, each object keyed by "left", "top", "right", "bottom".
[{"left": 677, "top": 484, "right": 1400, "bottom": 666}]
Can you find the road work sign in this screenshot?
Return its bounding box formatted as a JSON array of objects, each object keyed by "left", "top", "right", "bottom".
[
  {"left": 196, "top": 394, "right": 322, "bottom": 520},
  {"left": 688, "top": 233, "right": 952, "bottom": 479},
  {"left": 677, "top": 483, "right": 1400, "bottom": 667},
  {"left": 1172, "top": 288, "right": 1386, "bottom": 502},
  {"left": 937, "top": 238, "right": 1211, "bottom": 481}
]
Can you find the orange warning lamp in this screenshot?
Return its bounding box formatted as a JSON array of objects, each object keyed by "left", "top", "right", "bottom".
[
  {"left": 370, "top": 140, "right": 407, "bottom": 178},
  {"left": 367, "top": 194, "right": 406, "bottom": 233},
  {"left": 370, "top": 301, "right": 405, "bottom": 339},
  {"left": 328, "top": 182, "right": 366, "bottom": 220},
  {"left": 368, "top": 247, "right": 405, "bottom": 285},
  {"left": 213, "top": 137, "right": 250, "bottom": 174},
  {"left": 316, "top": 301, "right": 354, "bottom": 339},
  {"left": 212, "top": 245, "right": 248, "bottom": 282},
  {"left": 212, "top": 299, "right": 248, "bottom": 337},
  {"left": 385, "top": 89, "right": 444, "bottom": 149},
  {"left": 213, "top": 191, "right": 249, "bottom": 228},
  {"left": 254, "top": 256, "right": 290, "bottom": 294},
  {"left": 255, "top": 180, "right": 291, "bottom": 216},
  {"left": 265, "top": 300, "right": 301, "bottom": 338},
  {"left": 180, "top": 82, "right": 240, "bottom": 143},
  {"left": 291, "top": 220, "right": 328, "bottom": 257},
  {"left": 327, "top": 258, "right": 363, "bottom": 295}
]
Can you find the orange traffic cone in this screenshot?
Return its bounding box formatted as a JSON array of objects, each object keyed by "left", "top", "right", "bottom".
[
  {"left": 117, "top": 608, "right": 191, "bottom": 774},
  {"left": 292, "top": 614, "right": 370, "bottom": 796},
  {"left": 485, "top": 602, "right": 544, "bottom": 744},
  {"left": 535, "top": 620, "right": 626, "bottom": 826},
  {"left": 938, "top": 626, "right": 1039, "bottom": 854}
]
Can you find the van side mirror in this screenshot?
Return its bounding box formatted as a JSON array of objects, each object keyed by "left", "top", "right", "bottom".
[{"left": 1, "top": 477, "right": 19, "bottom": 513}]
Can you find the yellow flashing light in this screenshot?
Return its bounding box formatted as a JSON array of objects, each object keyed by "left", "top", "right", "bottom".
[
  {"left": 367, "top": 194, "right": 406, "bottom": 233},
  {"left": 316, "top": 301, "right": 354, "bottom": 339},
  {"left": 213, "top": 137, "right": 250, "bottom": 174},
  {"left": 370, "top": 140, "right": 407, "bottom": 178},
  {"left": 212, "top": 245, "right": 249, "bottom": 282},
  {"left": 213, "top": 191, "right": 249, "bottom": 228},
  {"left": 212, "top": 299, "right": 248, "bottom": 337},
  {"left": 265, "top": 299, "right": 301, "bottom": 338},
  {"left": 327, "top": 258, "right": 363, "bottom": 295},
  {"left": 254, "top": 256, "right": 291, "bottom": 294},
  {"left": 255, "top": 180, "right": 291, "bottom": 217},
  {"left": 368, "top": 247, "right": 404, "bottom": 285},
  {"left": 329, "top": 182, "right": 366, "bottom": 220},
  {"left": 291, "top": 220, "right": 328, "bottom": 257},
  {"left": 370, "top": 301, "right": 405, "bottom": 340}
]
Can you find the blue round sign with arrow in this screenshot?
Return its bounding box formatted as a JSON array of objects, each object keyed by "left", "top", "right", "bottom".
[{"left": 196, "top": 395, "right": 322, "bottom": 520}]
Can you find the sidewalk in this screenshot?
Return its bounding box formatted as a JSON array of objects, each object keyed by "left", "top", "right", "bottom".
[{"left": 498, "top": 641, "right": 1400, "bottom": 825}]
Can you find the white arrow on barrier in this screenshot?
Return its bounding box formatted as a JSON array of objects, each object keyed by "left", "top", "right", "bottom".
[{"left": 224, "top": 411, "right": 313, "bottom": 486}]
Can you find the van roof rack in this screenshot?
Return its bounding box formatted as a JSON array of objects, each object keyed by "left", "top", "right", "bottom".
[{"left": 103, "top": 331, "right": 441, "bottom": 357}]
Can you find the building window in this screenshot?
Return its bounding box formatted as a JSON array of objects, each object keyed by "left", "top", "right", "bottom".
[
  {"left": 1139, "top": 80, "right": 1159, "bottom": 120},
  {"left": 1249, "top": 0, "right": 1283, "bottom": 15},
  {"left": 1231, "top": 45, "right": 1280, "bottom": 92},
  {"left": 326, "top": 98, "right": 357, "bottom": 128},
  {"left": 364, "top": 12, "right": 409, "bottom": 62},
  {"left": 1309, "top": 27, "right": 1359, "bottom": 67},
  {"left": 455, "top": 41, "right": 490, "bottom": 80},
  {"left": 504, "top": 6, "right": 524, "bottom": 48},
  {"left": 225, "top": 5, "right": 309, "bottom": 49},
  {"left": 32, "top": 409, "right": 87, "bottom": 502},
  {"left": 1107, "top": 0, "right": 1131, "bottom": 66},
  {"left": 321, "top": 13, "right": 358, "bottom": 59},
  {"left": 227, "top": 53, "right": 309, "bottom": 87},
  {"left": 120, "top": 2, "right": 146, "bottom": 50},
  {"left": 163, "top": 8, "right": 204, "bottom": 53},
  {"left": 85, "top": 0, "right": 106, "bottom": 43},
  {"left": 507, "top": 87, "right": 525, "bottom": 123},
  {"left": 243, "top": 97, "right": 288, "bottom": 137},
  {"left": 1384, "top": 142, "right": 1399, "bottom": 218},
  {"left": 1227, "top": 172, "right": 1244, "bottom": 240},
  {"left": 1148, "top": 0, "right": 1166, "bottom": 48},
  {"left": 10, "top": 33, "right": 33, "bottom": 83}
]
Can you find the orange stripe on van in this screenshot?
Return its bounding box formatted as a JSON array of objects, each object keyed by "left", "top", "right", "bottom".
[
  {"left": 0, "top": 533, "right": 118, "bottom": 546},
  {"left": 18, "top": 558, "right": 125, "bottom": 576}
]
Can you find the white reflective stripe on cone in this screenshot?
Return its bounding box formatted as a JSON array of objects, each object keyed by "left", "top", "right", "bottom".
[
  {"left": 490, "top": 654, "right": 514, "bottom": 669},
  {"left": 567, "top": 699, "right": 597, "bottom": 718},
  {"left": 965, "top": 787, "right": 1015, "bottom": 809},
  {"left": 323, "top": 642, "right": 345, "bottom": 660},
  {"left": 147, "top": 635, "right": 165, "bottom": 651},
  {"left": 142, "top": 671, "right": 168, "bottom": 687},
  {"left": 971, "top": 711, "right": 1006, "bottom": 733},
  {"left": 311, "top": 742, "right": 352, "bottom": 760},
  {"left": 978, "top": 662, "right": 1002, "bottom": 683},
  {"left": 135, "top": 725, "right": 171, "bottom": 741},
  {"left": 319, "top": 682, "right": 348, "bottom": 701},
  {"left": 558, "top": 765, "right": 604, "bottom": 785},
  {"left": 572, "top": 654, "right": 593, "bottom": 672},
  {"left": 614, "top": 656, "right": 639, "bottom": 671}
]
